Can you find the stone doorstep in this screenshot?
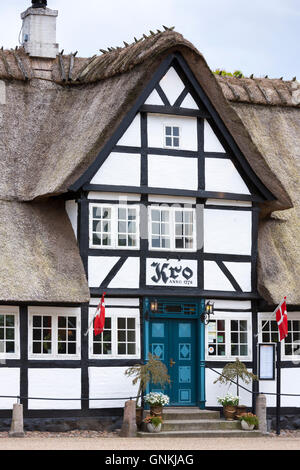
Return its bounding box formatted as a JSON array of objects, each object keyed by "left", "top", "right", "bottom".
[
  {"left": 137, "top": 430, "right": 263, "bottom": 438},
  {"left": 161, "top": 408, "right": 221, "bottom": 421},
  {"left": 162, "top": 419, "right": 241, "bottom": 431}
]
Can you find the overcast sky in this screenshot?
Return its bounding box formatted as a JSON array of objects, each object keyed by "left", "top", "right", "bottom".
[{"left": 1, "top": 0, "right": 299, "bottom": 79}]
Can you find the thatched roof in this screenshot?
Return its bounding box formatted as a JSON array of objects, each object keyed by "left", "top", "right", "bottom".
[
  {"left": 0, "top": 30, "right": 299, "bottom": 305},
  {"left": 0, "top": 199, "right": 90, "bottom": 303}
]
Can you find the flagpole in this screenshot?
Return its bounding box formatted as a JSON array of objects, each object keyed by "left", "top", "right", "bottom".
[{"left": 276, "top": 341, "right": 281, "bottom": 436}]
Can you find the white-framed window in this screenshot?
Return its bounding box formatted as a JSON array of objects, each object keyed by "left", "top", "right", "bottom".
[
  {"left": 89, "top": 308, "right": 140, "bottom": 359},
  {"left": 149, "top": 206, "right": 196, "bottom": 251},
  {"left": 28, "top": 307, "right": 81, "bottom": 360},
  {"left": 259, "top": 312, "right": 300, "bottom": 361},
  {"left": 89, "top": 204, "right": 140, "bottom": 250},
  {"left": 206, "top": 314, "right": 251, "bottom": 361},
  {"left": 0, "top": 306, "right": 20, "bottom": 359},
  {"left": 164, "top": 125, "right": 180, "bottom": 148}
]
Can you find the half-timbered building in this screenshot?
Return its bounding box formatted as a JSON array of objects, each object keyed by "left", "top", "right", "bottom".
[{"left": 0, "top": 1, "right": 299, "bottom": 429}]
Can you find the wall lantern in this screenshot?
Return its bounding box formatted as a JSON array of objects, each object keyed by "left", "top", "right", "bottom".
[
  {"left": 201, "top": 301, "right": 215, "bottom": 325},
  {"left": 150, "top": 299, "right": 158, "bottom": 313}
]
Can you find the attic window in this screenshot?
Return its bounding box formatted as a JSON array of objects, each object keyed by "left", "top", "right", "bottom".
[{"left": 164, "top": 125, "right": 180, "bottom": 148}]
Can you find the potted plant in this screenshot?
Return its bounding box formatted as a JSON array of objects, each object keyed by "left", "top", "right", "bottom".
[
  {"left": 143, "top": 415, "right": 163, "bottom": 433},
  {"left": 217, "top": 394, "right": 239, "bottom": 420},
  {"left": 125, "top": 354, "right": 171, "bottom": 427},
  {"left": 214, "top": 359, "right": 258, "bottom": 419},
  {"left": 239, "top": 412, "right": 259, "bottom": 430},
  {"left": 144, "top": 392, "right": 170, "bottom": 416}
]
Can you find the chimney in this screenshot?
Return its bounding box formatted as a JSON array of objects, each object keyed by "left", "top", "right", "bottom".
[{"left": 21, "top": 1, "right": 59, "bottom": 59}]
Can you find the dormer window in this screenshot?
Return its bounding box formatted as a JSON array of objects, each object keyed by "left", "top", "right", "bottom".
[{"left": 164, "top": 125, "right": 180, "bottom": 148}]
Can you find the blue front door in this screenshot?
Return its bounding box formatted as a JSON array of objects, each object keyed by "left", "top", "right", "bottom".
[{"left": 149, "top": 318, "right": 197, "bottom": 406}]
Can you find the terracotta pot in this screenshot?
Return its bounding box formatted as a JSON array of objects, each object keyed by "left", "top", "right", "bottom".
[
  {"left": 150, "top": 405, "right": 163, "bottom": 416},
  {"left": 236, "top": 405, "right": 247, "bottom": 419},
  {"left": 241, "top": 420, "right": 255, "bottom": 431},
  {"left": 147, "top": 422, "right": 162, "bottom": 433},
  {"left": 223, "top": 405, "right": 237, "bottom": 421}
]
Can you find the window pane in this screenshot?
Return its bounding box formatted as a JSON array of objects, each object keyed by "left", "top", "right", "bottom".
[
  {"left": 118, "top": 330, "right": 126, "bottom": 342},
  {"left": 103, "top": 343, "right": 112, "bottom": 355},
  {"left": 173, "top": 127, "right": 179, "bottom": 137},
  {"left": 118, "top": 318, "right": 126, "bottom": 329},
  {"left": 165, "top": 137, "right": 172, "bottom": 146},
  {"left": 6, "top": 316, "right": 14, "bottom": 327},
  {"left": 0, "top": 316, "right": 3, "bottom": 327},
  {"left": 240, "top": 345, "right": 248, "bottom": 356},
  {"left": 128, "top": 343, "right": 136, "bottom": 355},
  {"left": 58, "top": 342, "right": 66, "bottom": 354},
  {"left": 6, "top": 328, "right": 14, "bottom": 340},
  {"left": 231, "top": 320, "right": 238, "bottom": 331},
  {"left": 33, "top": 316, "right": 41, "bottom": 328},
  {"left": 58, "top": 329, "right": 66, "bottom": 341},
  {"left": 151, "top": 210, "right": 160, "bottom": 222},
  {"left": 127, "top": 331, "right": 136, "bottom": 342},
  {"left": 33, "top": 342, "right": 41, "bottom": 354},
  {"left": 218, "top": 345, "right": 226, "bottom": 356},
  {"left": 118, "top": 343, "right": 126, "bottom": 355},
  {"left": 68, "top": 343, "right": 76, "bottom": 355},
  {"left": 173, "top": 138, "right": 179, "bottom": 147},
  {"left": 6, "top": 342, "right": 14, "bottom": 353},
  {"left": 231, "top": 345, "right": 239, "bottom": 356},
  {"left": 127, "top": 318, "right": 135, "bottom": 329},
  {"left": 165, "top": 126, "right": 172, "bottom": 136}
]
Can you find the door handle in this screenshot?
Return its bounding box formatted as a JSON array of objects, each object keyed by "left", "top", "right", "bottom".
[{"left": 169, "top": 358, "right": 176, "bottom": 368}]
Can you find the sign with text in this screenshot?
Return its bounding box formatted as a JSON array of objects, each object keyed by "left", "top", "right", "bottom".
[
  {"left": 258, "top": 343, "right": 275, "bottom": 380},
  {"left": 146, "top": 258, "right": 197, "bottom": 287}
]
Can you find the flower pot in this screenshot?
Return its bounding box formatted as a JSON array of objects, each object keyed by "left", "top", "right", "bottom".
[
  {"left": 150, "top": 405, "right": 163, "bottom": 416},
  {"left": 146, "top": 422, "right": 162, "bottom": 433},
  {"left": 236, "top": 405, "right": 247, "bottom": 419},
  {"left": 223, "top": 405, "right": 237, "bottom": 421},
  {"left": 241, "top": 420, "right": 255, "bottom": 431}
]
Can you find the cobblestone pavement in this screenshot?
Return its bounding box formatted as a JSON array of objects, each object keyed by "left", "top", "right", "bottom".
[{"left": 0, "top": 430, "right": 300, "bottom": 450}]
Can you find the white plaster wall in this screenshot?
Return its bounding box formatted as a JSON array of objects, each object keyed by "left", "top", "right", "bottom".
[
  {"left": 205, "top": 368, "right": 252, "bottom": 407},
  {"left": 148, "top": 195, "right": 196, "bottom": 205},
  {"left": 145, "top": 89, "right": 164, "bottom": 106},
  {"left": 147, "top": 114, "right": 197, "bottom": 151},
  {"left": 148, "top": 155, "right": 198, "bottom": 190},
  {"left": 117, "top": 113, "right": 141, "bottom": 147},
  {"left": 159, "top": 67, "right": 185, "bottom": 106},
  {"left": 65, "top": 200, "right": 78, "bottom": 239},
  {"left": 204, "top": 209, "right": 252, "bottom": 255},
  {"left": 28, "top": 369, "right": 81, "bottom": 409},
  {"left": 206, "top": 199, "right": 252, "bottom": 207},
  {"left": 90, "top": 297, "right": 139, "bottom": 307},
  {"left": 0, "top": 368, "right": 20, "bottom": 410},
  {"left": 89, "top": 367, "right": 139, "bottom": 408},
  {"left": 260, "top": 369, "right": 300, "bottom": 408},
  {"left": 205, "top": 159, "right": 251, "bottom": 195},
  {"left": 211, "top": 300, "right": 251, "bottom": 310},
  {"left": 204, "top": 120, "right": 226, "bottom": 152},
  {"left": 204, "top": 261, "right": 236, "bottom": 291},
  {"left": 108, "top": 258, "right": 140, "bottom": 289},
  {"left": 181, "top": 93, "right": 198, "bottom": 109},
  {"left": 88, "top": 257, "right": 120, "bottom": 288},
  {"left": 223, "top": 262, "right": 252, "bottom": 292},
  {"left": 90, "top": 153, "right": 141, "bottom": 187},
  {"left": 88, "top": 192, "right": 141, "bottom": 201}
]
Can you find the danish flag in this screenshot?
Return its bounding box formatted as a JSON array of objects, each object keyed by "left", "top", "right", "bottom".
[
  {"left": 94, "top": 293, "right": 106, "bottom": 336},
  {"left": 276, "top": 297, "right": 288, "bottom": 342}
]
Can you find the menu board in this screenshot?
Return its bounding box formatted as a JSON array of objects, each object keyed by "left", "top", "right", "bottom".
[{"left": 259, "top": 343, "right": 275, "bottom": 380}]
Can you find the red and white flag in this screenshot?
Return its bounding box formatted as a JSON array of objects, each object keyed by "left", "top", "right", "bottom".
[
  {"left": 94, "top": 293, "right": 106, "bottom": 336},
  {"left": 276, "top": 297, "right": 288, "bottom": 342}
]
